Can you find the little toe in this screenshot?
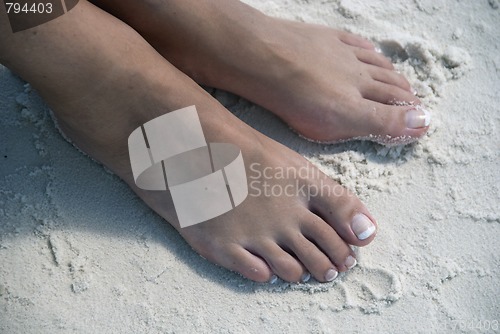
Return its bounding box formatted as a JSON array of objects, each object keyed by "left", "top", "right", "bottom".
[{"left": 355, "top": 48, "right": 394, "bottom": 70}]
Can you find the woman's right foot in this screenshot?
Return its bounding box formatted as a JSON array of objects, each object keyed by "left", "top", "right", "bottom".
[{"left": 1, "top": 1, "right": 377, "bottom": 283}]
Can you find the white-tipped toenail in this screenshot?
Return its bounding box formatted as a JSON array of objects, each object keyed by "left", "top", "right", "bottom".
[
  {"left": 325, "top": 269, "right": 338, "bottom": 282},
  {"left": 423, "top": 109, "right": 431, "bottom": 126},
  {"left": 410, "top": 86, "right": 418, "bottom": 95},
  {"left": 345, "top": 255, "right": 357, "bottom": 270},
  {"left": 301, "top": 272, "right": 311, "bottom": 283},
  {"left": 269, "top": 275, "right": 278, "bottom": 284},
  {"left": 374, "top": 46, "right": 382, "bottom": 54},
  {"left": 351, "top": 213, "right": 376, "bottom": 240},
  {"left": 405, "top": 108, "right": 431, "bottom": 129}
]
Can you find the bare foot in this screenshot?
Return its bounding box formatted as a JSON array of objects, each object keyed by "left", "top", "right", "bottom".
[
  {"left": 91, "top": 0, "right": 431, "bottom": 145},
  {"left": 1, "top": 1, "right": 377, "bottom": 283}
]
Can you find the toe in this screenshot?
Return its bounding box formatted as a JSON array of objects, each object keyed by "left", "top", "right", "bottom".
[
  {"left": 296, "top": 213, "right": 359, "bottom": 275},
  {"left": 361, "top": 80, "right": 420, "bottom": 105},
  {"left": 368, "top": 66, "right": 412, "bottom": 92},
  {"left": 287, "top": 232, "right": 342, "bottom": 282},
  {"left": 255, "top": 240, "right": 305, "bottom": 282},
  {"left": 308, "top": 183, "right": 378, "bottom": 247},
  {"left": 216, "top": 245, "right": 274, "bottom": 283},
  {"left": 358, "top": 100, "right": 431, "bottom": 141},
  {"left": 338, "top": 31, "right": 375, "bottom": 50},
  {"left": 355, "top": 48, "right": 394, "bottom": 70},
  {"left": 321, "top": 90, "right": 431, "bottom": 143}
]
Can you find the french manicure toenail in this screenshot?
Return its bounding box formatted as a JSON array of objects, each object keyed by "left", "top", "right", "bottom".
[
  {"left": 325, "top": 269, "right": 338, "bottom": 282},
  {"left": 301, "top": 272, "right": 311, "bottom": 283},
  {"left": 406, "top": 108, "right": 431, "bottom": 129},
  {"left": 269, "top": 275, "right": 278, "bottom": 284},
  {"left": 351, "top": 213, "right": 376, "bottom": 240},
  {"left": 345, "top": 255, "right": 357, "bottom": 269},
  {"left": 374, "top": 46, "right": 382, "bottom": 54}
]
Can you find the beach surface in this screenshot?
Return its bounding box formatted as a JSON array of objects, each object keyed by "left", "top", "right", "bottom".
[{"left": 1, "top": 0, "right": 499, "bottom": 333}]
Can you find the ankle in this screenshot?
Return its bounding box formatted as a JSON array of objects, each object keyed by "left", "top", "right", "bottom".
[{"left": 118, "top": 0, "right": 271, "bottom": 85}]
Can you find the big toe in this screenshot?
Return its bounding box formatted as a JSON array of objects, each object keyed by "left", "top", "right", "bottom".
[
  {"left": 361, "top": 101, "right": 431, "bottom": 144},
  {"left": 328, "top": 89, "right": 430, "bottom": 145},
  {"left": 309, "top": 181, "right": 378, "bottom": 247}
]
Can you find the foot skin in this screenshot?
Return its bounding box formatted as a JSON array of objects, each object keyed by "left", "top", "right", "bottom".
[
  {"left": 142, "top": 120, "right": 378, "bottom": 283},
  {"left": 92, "top": 0, "right": 431, "bottom": 145},
  {"left": 198, "top": 21, "right": 431, "bottom": 145},
  {"left": 1, "top": 1, "right": 377, "bottom": 283}
]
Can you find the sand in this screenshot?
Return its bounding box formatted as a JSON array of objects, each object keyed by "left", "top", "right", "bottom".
[{"left": 1, "top": 0, "right": 499, "bottom": 333}]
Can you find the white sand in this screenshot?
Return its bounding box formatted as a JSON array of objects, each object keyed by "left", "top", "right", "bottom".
[{"left": 1, "top": 0, "right": 499, "bottom": 332}]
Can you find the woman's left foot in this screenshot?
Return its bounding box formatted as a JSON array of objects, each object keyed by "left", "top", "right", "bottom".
[{"left": 93, "top": 0, "right": 431, "bottom": 145}]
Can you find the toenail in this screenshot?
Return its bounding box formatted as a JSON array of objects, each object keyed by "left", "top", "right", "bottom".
[
  {"left": 345, "top": 255, "right": 357, "bottom": 269},
  {"left": 301, "top": 272, "right": 311, "bottom": 283},
  {"left": 351, "top": 213, "right": 376, "bottom": 240},
  {"left": 268, "top": 275, "right": 278, "bottom": 284},
  {"left": 405, "top": 108, "right": 431, "bottom": 129},
  {"left": 325, "top": 269, "right": 338, "bottom": 282}
]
